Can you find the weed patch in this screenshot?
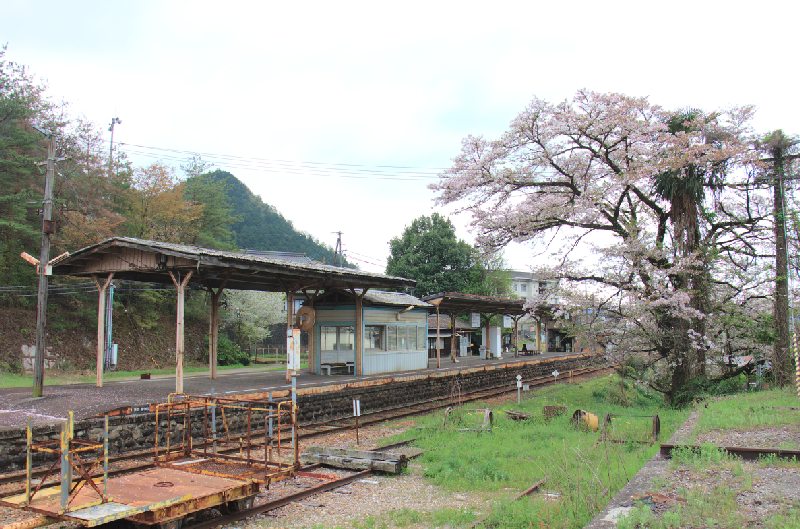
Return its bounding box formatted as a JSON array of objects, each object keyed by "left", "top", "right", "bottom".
[{"left": 386, "top": 375, "right": 687, "bottom": 528}]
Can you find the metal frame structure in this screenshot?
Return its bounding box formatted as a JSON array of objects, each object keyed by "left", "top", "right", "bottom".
[
  {"left": 3, "top": 395, "right": 300, "bottom": 528},
  {"left": 601, "top": 413, "right": 661, "bottom": 444},
  {"left": 24, "top": 413, "right": 110, "bottom": 514},
  {"left": 154, "top": 393, "right": 299, "bottom": 485}
]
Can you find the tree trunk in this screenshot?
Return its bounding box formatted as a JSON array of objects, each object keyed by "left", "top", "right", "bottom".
[{"left": 772, "top": 146, "right": 791, "bottom": 387}]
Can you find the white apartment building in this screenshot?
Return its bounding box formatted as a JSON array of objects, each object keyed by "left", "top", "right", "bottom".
[{"left": 508, "top": 271, "right": 559, "bottom": 305}]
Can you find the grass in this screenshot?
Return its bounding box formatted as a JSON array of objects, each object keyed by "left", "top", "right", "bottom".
[
  {"left": 616, "top": 390, "right": 800, "bottom": 529},
  {"left": 0, "top": 362, "right": 308, "bottom": 388},
  {"left": 617, "top": 484, "right": 747, "bottom": 529},
  {"left": 691, "top": 386, "right": 800, "bottom": 441},
  {"left": 375, "top": 374, "right": 687, "bottom": 528}
]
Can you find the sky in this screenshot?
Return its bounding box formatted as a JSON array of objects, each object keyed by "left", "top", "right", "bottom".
[{"left": 2, "top": 1, "right": 799, "bottom": 273}]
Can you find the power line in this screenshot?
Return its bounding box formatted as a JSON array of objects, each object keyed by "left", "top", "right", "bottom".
[
  {"left": 345, "top": 250, "right": 388, "bottom": 264},
  {"left": 119, "top": 144, "right": 444, "bottom": 181},
  {"left": 119, "top": 142, "right": 447, "bottom": 171}
]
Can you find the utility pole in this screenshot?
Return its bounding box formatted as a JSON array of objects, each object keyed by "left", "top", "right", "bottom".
[
  {"left": 333, "top": 231, "right": 343, "bottom": 267},
  {"left": 108, "top": 117, "right": 121, "bottom": 177},
  {"left": 773, "top": 142, "right": 790, "bottom": 387},
  {"left": 759, "top": 130, "right": 800, "bottom": 388},
  {"left": 32, "top": 131, "right": 56, "bottom": 397}
]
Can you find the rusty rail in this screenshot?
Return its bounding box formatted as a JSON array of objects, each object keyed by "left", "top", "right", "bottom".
[
  {"left": 1, "top": 366, "right": 607, "bottom": 491},
  {"left": 660, "top": 443, "right": 800, "bottom": 461}
]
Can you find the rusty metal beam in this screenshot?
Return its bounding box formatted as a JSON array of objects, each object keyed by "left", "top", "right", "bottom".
[{"left": 660, "top": 444, "right": 800, "bottom": 461}]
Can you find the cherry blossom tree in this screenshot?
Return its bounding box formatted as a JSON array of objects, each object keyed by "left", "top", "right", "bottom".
[{"left": 432, "top": 90, "right": 771, "bottom": 405}]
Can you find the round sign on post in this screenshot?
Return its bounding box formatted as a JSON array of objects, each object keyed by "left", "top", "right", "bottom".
[{"left": 296, "top": 306, "right": 315, "bottom": 331}]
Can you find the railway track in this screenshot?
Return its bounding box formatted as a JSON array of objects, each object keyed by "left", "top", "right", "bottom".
[{"left": 0, "top": 366, "right": 607, "bottom": 496}]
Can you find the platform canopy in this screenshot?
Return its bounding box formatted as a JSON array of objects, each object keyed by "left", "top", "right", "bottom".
[
  {"left": 51, "top": 237, "right": 416, "bottom": 390},
  {"left": 421, "top": 292, "right": 531, "bottom": 367},
  {"left": 421, "top": 291, "right": 528, "bottom": 316},
  {"left": 51, "top": 237, "right": 415, "bottom": 292}
]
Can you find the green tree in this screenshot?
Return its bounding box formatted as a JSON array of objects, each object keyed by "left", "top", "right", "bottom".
[
  {"left": 182, "top": 157, "right": 240, "bottom": 250},
  {"left": 216, "top": 170, "right": 347, "bottom": 264},
  {"left": 125, "top": 162, "right": 202, "bottom": 243},
  {"left": 467, "top": 251, "right": 513, "bottom": 298},
  {"left": 385, "top": 213, "right": 475, "bottom": 297},
  {"left": 0, "top": 46, "right": 53, "bottom": 286},
  {"left": 54, "top": 117, "right": 125, "bottom": 250}
]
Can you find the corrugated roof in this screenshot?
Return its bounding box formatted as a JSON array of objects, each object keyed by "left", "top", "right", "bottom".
[
  {"left": 427, "top": 313, "right": 476, "bottom": 330},
  {"left": 242, "top": 249, "right": 316, "bottom": 264},
  {"left": 51, "top": 237, "right": 416, "bottom": 292},
  {"left": 361, "top": 289, "right": 431, "bottom": 307}
]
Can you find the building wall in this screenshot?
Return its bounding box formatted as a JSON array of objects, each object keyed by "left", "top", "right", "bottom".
[
  {"left": 509, "top": 272, "right": 559, "bottom": 305},
  {"left": 313, "top": 306, "right": 428, "bottom": 375}
]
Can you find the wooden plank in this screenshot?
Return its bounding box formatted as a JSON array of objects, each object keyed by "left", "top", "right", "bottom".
[
  {"left": 304, "top": 446, "right": 404, "bottom": 461},
  {"left": 298, "top": 454, "right": 404, "bottom": 473}
]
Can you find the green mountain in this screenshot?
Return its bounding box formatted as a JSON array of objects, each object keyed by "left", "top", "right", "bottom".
[{"left": 209, "top": 170, "right": 350, "bottom": 267}]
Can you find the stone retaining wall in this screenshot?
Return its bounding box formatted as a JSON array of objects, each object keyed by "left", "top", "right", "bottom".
[{"left": 0, "top": 354, "right": 604, "bottom": 472}]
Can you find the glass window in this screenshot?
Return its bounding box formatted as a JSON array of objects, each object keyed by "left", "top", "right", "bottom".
[
  {"left": 397, "top": 326, "right": 408, "bottom": 350},
  {"left": 388, "top": 326, "right": 397, "bottom": 350},
  {"left": 418, "top": 326, "right": 427, "bottom": 349},
  {"left": 320, "top": 325, "right": 354, "bottom": 351},
  {"left": 408, "top": 326, "right": 417, "bottom": 350},
  {"left": 365, "top": 326, "right": 383, "bottom": 351},
  {"left": 521, "top": 283, "right": 527, "bottom": 292},
  {"left": 320, "top": 326, "right": 337, "bottom": 351}
]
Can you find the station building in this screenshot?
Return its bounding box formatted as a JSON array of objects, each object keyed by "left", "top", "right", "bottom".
[{"left": 304, "top": 289, "right": 431, "bottom": 376}]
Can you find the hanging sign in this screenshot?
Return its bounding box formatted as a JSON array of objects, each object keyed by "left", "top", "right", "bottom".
[
  {"left": 503, "top": 316, "right": 512, "bottom": 328},
  {"left": 471, "top": 313, "right": 480, "bottom": 327}
]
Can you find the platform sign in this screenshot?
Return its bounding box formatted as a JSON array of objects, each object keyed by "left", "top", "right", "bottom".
[
  {"left": 287, "top": 328, "right": 300, "bottom": 371},
  {"left": 503, "top": 316, "right": 512, "bottom": 328},
  {"left": 471, "top": 313, "right": 480, "bottom": 327}
]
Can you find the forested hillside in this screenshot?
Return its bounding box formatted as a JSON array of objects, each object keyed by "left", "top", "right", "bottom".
[
  {"left": 0, "top": 48, "right": 345, "bottom": 375},
  {"left": 213, "top": 170, "right": 350, "bottom": 266}
]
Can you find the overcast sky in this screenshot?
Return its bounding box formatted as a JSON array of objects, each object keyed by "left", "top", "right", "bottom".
[{"left": 3, "top": 1, "right": 798, "bottom": 273}]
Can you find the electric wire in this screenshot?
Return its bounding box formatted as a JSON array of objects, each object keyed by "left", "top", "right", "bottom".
[
  {"left": 119, "top": 144, "right": 443, "bottom": 181},
  {"left": 119, "top": 143, "right": 447, "bottom": 171}
]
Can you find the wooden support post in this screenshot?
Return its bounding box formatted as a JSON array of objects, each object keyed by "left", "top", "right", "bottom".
[
  {"left": 436, "top": 306, "right": 441, "bottom": 369},
  {"left": 307, "top": 300, "right": 315, "bottom": 374},
  {"left": 208, "top": 274, "right": 229, "bottom": 380},
  {"left": 513, "top": 316, "right": 520, "bottom": 357},
  {"left": 536, "top": 319, "right": 542, "bottom": 353},
  {"left": 170, "top": 271, "right": 193, "bottom": 394},
  {"left": 449, "top": 312, "right": 457, "bottom": 362},
  {"left": 355, "top": 292, "right": 363, "bottom": 376},
  {"left": 92, "top": 273, "right": 114, "bottom": 388},
  {"left": 485, "top": 314, "right": 491, "bottom": 358}
]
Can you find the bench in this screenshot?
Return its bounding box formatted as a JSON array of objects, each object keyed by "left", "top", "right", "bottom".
[{"left": 320, "top": 362, "right": 355, "bottom": 375}]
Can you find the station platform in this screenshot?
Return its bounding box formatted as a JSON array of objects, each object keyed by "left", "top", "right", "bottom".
[{"left": 0, "top": 351, "right": 577, "bottom": 429}]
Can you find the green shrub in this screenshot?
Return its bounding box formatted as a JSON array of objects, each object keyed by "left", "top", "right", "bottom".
[{"left": 215, "top": 335, "right": 250, "bottom": 366}]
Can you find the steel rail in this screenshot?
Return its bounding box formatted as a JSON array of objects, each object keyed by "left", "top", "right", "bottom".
[
  {"left": 189, "top": 469, "right": 374, "bottom": 529},
  {"left": 0, "top": 366, "right": 607, "bottom": 491},
  {"left": 660, "top": 443, "right": 800, "bottom": 461},
  {"left": 184, "top": 438, "right": 420, "bottom": 529}
]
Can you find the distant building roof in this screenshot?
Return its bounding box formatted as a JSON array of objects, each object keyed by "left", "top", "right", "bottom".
[
  {"left": 422, "top": 291, "right": 528, "bottom": 316},
  {"left": 301, "top": 288, "right": 430, "bottom": 308},
  {"left": 242, "top": 249, "right": 316, "bottom": 264},
  {"left": 427, "top": 313, "right": 476, "bottom": 330},
  {"left": 361, "top": 289, "right": 431, "bottom": 308}
]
